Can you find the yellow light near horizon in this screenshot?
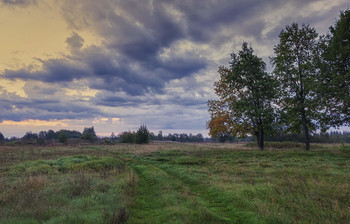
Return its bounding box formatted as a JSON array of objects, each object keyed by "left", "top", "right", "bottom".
[
  {"left": 65, "top": 88, "right": 99, "bottom": 98},
  {"left": 112, "top": 118, "right": 120, "bottom": 122},
  {"left": 0, "top": 119, "right": 68, "bottom": 127},
  {"left": 93, "top": 117, "right": 110, "bottom": 124}
]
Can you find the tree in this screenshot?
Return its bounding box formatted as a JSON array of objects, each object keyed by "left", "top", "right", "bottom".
[
  {"left": 58, "top": 131, "right": 68, "bottom": 144},
  {"left": 46, "top": 130, "right": 55, "bottom": 140},
  {"left": 120, "top": 131, "right": 136, "bottom": 143},
  {"left": 208, "top": 42, "right": 277, "bottom": 149},
  {"left": 271, "top": 23, "right": 319, "bottom": 150},
  {"left": 135, "top": 125, "right": 150, "bottom": 144},
  {"left": 81, "top": 127, "right": 97, "bottom": 143},
  {"left": 110, "top": 132, "right": 117, "bottom": 142},
  {"left": 157, "top": 131, "right": 163, "bottom": 140},
  {"left": 37, "top": 131, "right": 47, "bottom": 145},
  {"left": 22, "top": 131, "right": 39, "bottom": 140},
  {"left": 318, "top": 10, "right": 350, "bottom": 128},
  {"left": 207, "top": 101, "right": 237, "bottom": 142},
  {"left": 0, "top": 132, "right": 4, "bottom": 142}
]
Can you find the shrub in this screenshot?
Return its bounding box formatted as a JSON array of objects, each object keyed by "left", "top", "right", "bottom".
[
  {"left": 135, "top": 125, "right": 150, "bottom": 144},
  {"left": 0, "top": 132, "right": 4, "bottom": 141},
  {"left": 81, "top": 127, "right": 97, "bottom": 143},
  {"left": 120, "top": 131, "right": 136, "bottom": 143},
  {"left": 119, "top": 125, "right": 150, "bottom": 144},
  {"left": 58, "top": 132, "right": 68, "bottom": 144},
  {"left": 21, "top": 131, "right": 38, "bottom": 140}
]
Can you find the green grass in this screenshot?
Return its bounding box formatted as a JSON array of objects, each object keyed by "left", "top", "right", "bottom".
[
  {"left": 0, "top": 143, "right": 349, "bottom": 223},
  {"left": 11, "top": 155, "right": 124, "bottom": 174}
]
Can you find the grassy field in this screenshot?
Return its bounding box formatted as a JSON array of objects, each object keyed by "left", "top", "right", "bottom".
[{"left": 0, "top": 142, "right": 349, "bottom": 223}]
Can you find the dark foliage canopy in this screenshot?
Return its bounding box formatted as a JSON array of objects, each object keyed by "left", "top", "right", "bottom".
[
  {"left": 208, "top": 42, "right": 277, "bottom": 149},
  {"left": 136, "top": 125, "right": 150, "bottom": 144},
  {"left": 81, "top": 127, "right": 97, "bottom": 143},
  {"left": 318, "top": 10, "right": 350, "bottom": 128}
]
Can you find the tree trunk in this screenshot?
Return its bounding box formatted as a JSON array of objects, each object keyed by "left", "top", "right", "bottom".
[
  {"left": 256, "top": 119, "right": 264, "bottom": 150},
  {"left": 259, "top": 125, "right": 264, "bottom": 150},
  {"left": 255, "top": 131, "right": 260, "bottom": 149},
  {"left": 301, "top": 107, "right": 310, "bottom": 150},
  {"left": 259, "top": 118, "right": 264, "bottom": 150}
]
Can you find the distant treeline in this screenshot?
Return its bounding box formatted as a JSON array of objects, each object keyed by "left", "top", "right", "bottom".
[
  {"left": 266, "top": 131, "right": 350, "bottom": 144},
  {"left": 0, "top": 127, "right": 348, "bottom": 145},
  {"left": 215, "top": 131, "right": 350, "bottom": 144},
  {"left": 0, "top": 126, "right": 207, "bottom": 145},
  {"left": 0, "top": 127, "right": 98, "bottom": 145},
  {"left": 103, "top": 129, "right": 207, "bottom": 144},
  {"left": 148, "top": 131, "right": 205, "bottom": 142}
]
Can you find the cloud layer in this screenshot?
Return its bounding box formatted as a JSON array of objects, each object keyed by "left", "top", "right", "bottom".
[{"left": 1, "top": 0, "right": 349, "bottom": 136}]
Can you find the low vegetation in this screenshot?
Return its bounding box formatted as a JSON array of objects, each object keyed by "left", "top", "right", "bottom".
[{"left": 0, "top": 142, "right": 349, "bottom": 223}]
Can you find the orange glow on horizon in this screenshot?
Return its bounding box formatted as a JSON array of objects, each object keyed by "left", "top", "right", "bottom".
[{"left": 0, "top": 119, "right": 69, "bottom": 127}]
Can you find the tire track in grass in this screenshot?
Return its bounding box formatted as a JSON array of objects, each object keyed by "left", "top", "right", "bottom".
[
  {"left": 127, "top": 158, "right": 232, "bottom": 224},
  {"left": 154, "top": 163, "right": 265, "bottom": 224},
  {"left": 127, "top": 155, "right": 265, "bottom": 224}
]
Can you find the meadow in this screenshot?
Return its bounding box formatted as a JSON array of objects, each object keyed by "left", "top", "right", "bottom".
[{"left": 0, "top": 142, "right": 349, "bottom": 224}]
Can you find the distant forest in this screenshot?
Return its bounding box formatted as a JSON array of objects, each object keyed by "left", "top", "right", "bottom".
[{"left": 0, "top": 127, "right": 349, "bottom": 145}]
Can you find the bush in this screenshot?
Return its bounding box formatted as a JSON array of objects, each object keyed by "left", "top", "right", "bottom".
[
  {"left": 118, "top": 125, "right": 150, "bottom": 144},
  {"left": 22, "top": 131, "right": 38, "bottom": 140},
  {"left": 58, "top": 132, "right": 68, "bottom": 144},
  {"left": 81, "top": 127, "right": 97, "bottom": 143},
  {"left": 0, "top": 132, "right": 4, "bottom": 142},
  {"left": 135, "top": 125, "right": 150, "bottom": 144},
  {"left": 120, "top": 131, "right": 136, "bottom": 143}
]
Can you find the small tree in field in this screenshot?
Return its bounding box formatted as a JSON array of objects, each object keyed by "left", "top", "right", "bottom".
[
  {"left": 82, "top": 127, "right": 97, "bottom": 143},
  {"left": 136, "top": 125, "right": 150, "bottom": 144},
  {"left": 120, "top": 131, "right": 136, "bottom": 143},
  {"left": 58, "top": 131, "right": 68, "bottom": 144},
  {"left": 0, "top": 132, "right": 5, "bottom": 142},
  {"left": 22, "top": 131, "right": 38, "bottom": 140}
]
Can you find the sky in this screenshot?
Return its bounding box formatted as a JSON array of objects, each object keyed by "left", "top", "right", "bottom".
[{"left": 0, "top": 0, "right": 349, "bottom": 138}]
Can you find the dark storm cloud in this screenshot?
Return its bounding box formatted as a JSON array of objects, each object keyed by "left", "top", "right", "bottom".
[
  {"left": 93, "top": 89, "right": 207, "bottom": 109},
  {"left": 93, "top": 91, "right": 145, "bottom": 107},
  {"left": 4, "top": 58, "right": 89, "bottom": 83},
  {"left": 0, "top": 89, "right": 102, "bottom": 122},
  {"left": 4, "top": 26, "right": 207, "bottom": 96},
  {"left": 59, "top": 0, "right": 211, "bottom": 93},
  {"left": 4, "top": 0, "right": 332, "bottom": 97},
  {"left": 170, "top": 0, "right": 262, "bottom": 41}
]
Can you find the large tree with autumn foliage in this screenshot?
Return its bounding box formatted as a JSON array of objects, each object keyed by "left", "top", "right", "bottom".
[{"left": 207, "top": 42, "right": 277, "bottom": 149}]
